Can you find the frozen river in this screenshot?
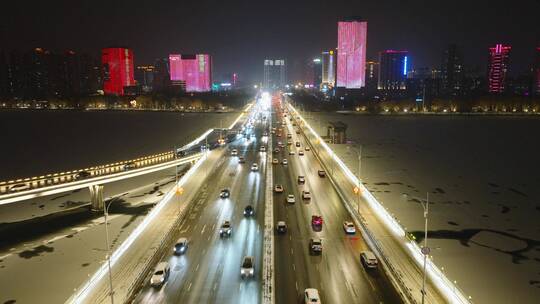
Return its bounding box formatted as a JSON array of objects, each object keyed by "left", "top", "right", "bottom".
[
  {"left": 307, "top": 112, "right": 540, "bottom": 304},
  {"left": 0, "top": 110, "right": 237, "bottom": 181}
]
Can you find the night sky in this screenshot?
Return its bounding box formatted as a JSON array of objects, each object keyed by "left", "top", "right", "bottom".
[{"left": 2, "top": 0, "right": 539, "bottom": 82}]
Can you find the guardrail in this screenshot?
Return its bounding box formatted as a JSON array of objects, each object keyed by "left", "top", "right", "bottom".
[
  {"left": 262, "top": 123, "right": 275, "bottom": 304},
  {"left": 287, "top": 101, "right": 473, "bottom": 304},
  {"left": 0, "top": 151, "right": 176, "bottom": 195}
]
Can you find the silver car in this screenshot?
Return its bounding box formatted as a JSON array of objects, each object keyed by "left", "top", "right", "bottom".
[{"left": 240, "top": 256, "right": 254, "bottom": 278}]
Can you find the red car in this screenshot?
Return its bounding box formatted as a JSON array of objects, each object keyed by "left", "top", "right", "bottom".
[{"left": 311, "top": 215, "right": 323, "bottom": 227}]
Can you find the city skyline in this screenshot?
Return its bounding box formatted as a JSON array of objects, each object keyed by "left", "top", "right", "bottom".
[{"left": 1, "top": 0, "right": 538, "bottom": 82}]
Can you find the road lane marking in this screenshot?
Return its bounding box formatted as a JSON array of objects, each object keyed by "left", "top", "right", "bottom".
[
  {"left": 213, "top": 282, "right": 218, "bottom": 291},
  {"left": 292, "top": 263, "right": 295, "bottom": 271},
  {"left": 290, "top": 248, "right": 294, "bottom": 255},
  {"left": 201, "top": 224, "right": 206, "bottom": 235},
  {"left": 187, "top": 282, "right": 192, "bottom": 292},
  {"left": 295, "top": 281, "right": 298, "bottom": 291}
]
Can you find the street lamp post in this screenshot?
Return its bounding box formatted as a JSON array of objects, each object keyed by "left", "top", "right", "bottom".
[
  {"left": 103, "top": 198, "right": 116, "bottom": 304},
  {"left": 421, "top": 192, "right": 429, "bottom": 304}
]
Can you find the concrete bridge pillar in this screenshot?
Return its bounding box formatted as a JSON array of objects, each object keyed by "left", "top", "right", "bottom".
[{"left": 89, "top": 185, "right": 104, "bottom": 211}]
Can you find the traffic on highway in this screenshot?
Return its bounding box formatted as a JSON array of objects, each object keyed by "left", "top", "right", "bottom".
[{"left": 127, "top": 93, "right": 402, "bottom": 304}]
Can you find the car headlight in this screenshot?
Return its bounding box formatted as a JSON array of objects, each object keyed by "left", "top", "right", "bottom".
[{"left": 220, "top": 229, "right": 223, "bottom": 233}]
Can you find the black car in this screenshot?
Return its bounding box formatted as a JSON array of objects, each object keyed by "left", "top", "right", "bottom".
[
  {"left": 74, "top": 171, "right": 91, "bottom": 180},
  {"left": 220, "top": 189, "right": 230, "bottom": 198},
  {"left": 244, "top": 205, "right": 254, "bottom": 216},
  {"left": 276, "top": 221, "right": 287, "bottom": 233}
]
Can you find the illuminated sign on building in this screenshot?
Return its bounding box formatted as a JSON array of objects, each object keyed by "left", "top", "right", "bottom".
[
  {"left": 169, "top": 54, "right": 212, "bottom": 92},
  {"left": 336, "top": 19, "right": 367, "bottom": 89},
  {"left": 102, "top": 48, "right": 135, "bottom": 95},
  {"left": 487, "top": 44, "right": 511, "bottom": 94}
]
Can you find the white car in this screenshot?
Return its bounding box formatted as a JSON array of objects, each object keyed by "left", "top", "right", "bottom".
[
  {"left": 220, "top": 220, "right": 232, "bottom": 237},
  {"left": 305, "top": 146, "right": 310, "bottom": 151},
  {"left": 304, "top": 288, "right": 321, "bottom": 304},
  {"left": 343, "top": 221, "right": 356, "bottom": 234},
  {"left": 150, "top": 262, "right": 170, "bottom": 287},
  {"left": 286, "top": 194, "right": 296, "bottom": 204},
  {"left": 241, "top": 256, "right": 254, "bottom": 278},
  {"left": 8, "top": 183, "right": 31, "bottom": 193},
  {"left": 260, "top": 146, "right": 266, "bottom": 152},
  {"left": 360, "top": 251, "right": 378, "bottom": 269},
  {"left": 302, "top": 190, "right": 311, "bottom": 200},
  {"left": 282, "top": 159, "right": 288, "bottom": 165},
  {"left": 272, "top": 158, "right": 279, "bottom": 164},
  {"left": 298, "top": 150, "right": 304, "bottom": 156},
  {"left": 251, "top": 163, "right": 259, "bottom": 171},
  {"left": 274, "top": 184, "right": 284, "bottom": 193},
  {"left": 289, "top": 150, "right": 296, "bottom": 155},
  {"left": 231, "top": 149, "right": 238, "bottom": 156}
]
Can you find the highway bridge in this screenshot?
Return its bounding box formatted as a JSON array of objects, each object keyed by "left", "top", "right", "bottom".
[{"left": 0, "top": 94, "right": 471, "bottom": 304}]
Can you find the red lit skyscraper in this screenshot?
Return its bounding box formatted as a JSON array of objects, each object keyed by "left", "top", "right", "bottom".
[
  {"left": 336, "top": 18, "right": 367, "bottom": 89},
  {"left": 169, "top": 54, "right": 212, "bottom": 92},
  {"left": 487, "top": 44, "right": 511, "bottom": 93},
  {"left": 102, "top": 48, "right": 135, "bottom": 95}
]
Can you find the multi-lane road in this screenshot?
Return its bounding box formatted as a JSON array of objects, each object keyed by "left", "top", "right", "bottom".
[
  {"left": 271, "top": 100, "right": 400, "bottom": 303},
  {"left": 130, "top": 95, "right": 401, "bottom": 304},
  {"left": 133, "top": 115, "right": 267, "bottom": 303}
]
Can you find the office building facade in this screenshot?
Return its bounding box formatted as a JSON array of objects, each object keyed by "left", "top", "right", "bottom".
[
  {"left": 365, "top": 61, "right": 379, "bottom": 91},
  {"left": 441, "top": 44, "right": 464, "bottom": 95},
  {"left": 102, "top": 48, "right": 135, "bottom": 96},
  {"left": 169, "top": 54, "right": 212, "bottom": 92},
  {"left": 321, "top": 50, "right": 336, "bottom": 90},
  {"left": 336, "top": 18, "right": 367, "bottom": 89},
  {"left": 378, "top": 50, "right": 409, "bottom": 91},
  {"left": 263, "top": 59, "right": 286, "bottom": 89},
  {"left": 487, "top": 44, "right": 511, "bottom": 94}
]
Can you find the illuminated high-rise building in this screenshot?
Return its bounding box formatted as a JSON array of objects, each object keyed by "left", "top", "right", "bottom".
[
  {"left": 169, "top": 54, "right": 212, "bottom": 92},
  {"left": 378, "top": 50, "right": 408, "bottom": 91},
  {"left": 321, "top": 50, "right": 336, "bottom": 90},
  {"left": 365, "top": 61, "right": 379, "bottom": 91},
  {"left": 487, "top": 44, "right": 511, "bottom": 94},
  {"left": 263, "top": 59, "right": 286, "bottom": 89},
  {"left": 102, "top": 48, "right": 135, "bottom": 96},
  {"left": 336, "top": 18, "right": 367, "bottom": 89},
  {"left": 535, "top": 47, "right": 540, "bottom": 95}
]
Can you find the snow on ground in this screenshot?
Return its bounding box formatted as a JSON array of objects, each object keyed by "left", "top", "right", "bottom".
[
  {"left": 0, "top": 168, "right": 181, "bottom": 304},
  {"left": 306, "top": 112, "right": 540, "bottom": 304}
]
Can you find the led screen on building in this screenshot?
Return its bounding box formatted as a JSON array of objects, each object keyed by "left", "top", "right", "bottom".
[
  {"left": 102, "top": 48, "right": 135, "bottom": 95},
  {"left": 336, "top": 20, "right": 367, "bottom": 89},
  {"left": 169, "top": 54, "right": 212, "bottom": 92}
]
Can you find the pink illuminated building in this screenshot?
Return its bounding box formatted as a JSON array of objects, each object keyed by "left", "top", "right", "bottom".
[
  {"left": 169, "top": 54, "right": 212, "bottom": 92},
  {"left": 336, "top": 18, "right": 367, "bottom": 89},
  {"left": 487, "top": 44, "right": 511, "bottom": 93},
  {"left": 102, "top": 48, "right": 135, "bottom": 95}
]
